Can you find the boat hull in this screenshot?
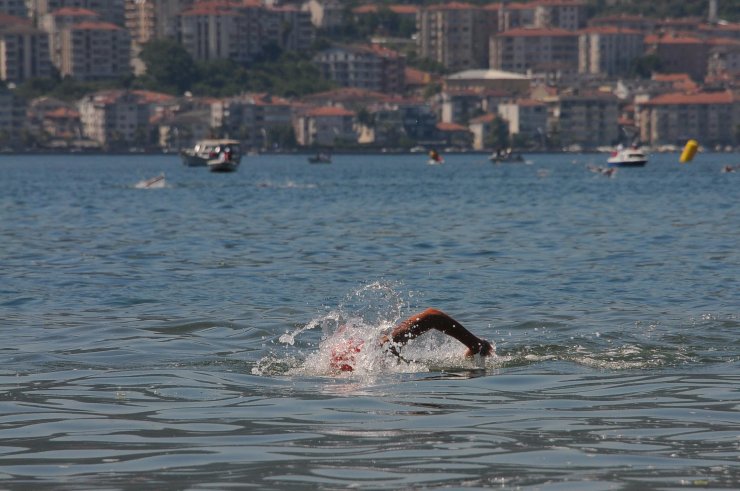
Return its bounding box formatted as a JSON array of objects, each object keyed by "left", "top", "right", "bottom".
[
  {"left": 207, "top": 159, "right": 240, "bottom": 172},
  {"left": 607, "top": 159, "right": 647, "bottom": 168},
  {"left": 180, "top": 151, "right": 208, "bottom": 167}
]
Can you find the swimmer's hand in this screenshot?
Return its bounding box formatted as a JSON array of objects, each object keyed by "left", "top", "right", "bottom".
[{"left": 464, "top": 339, "right": 493, "bottom": 358}]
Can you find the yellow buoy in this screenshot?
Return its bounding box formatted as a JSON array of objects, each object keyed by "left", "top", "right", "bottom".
[{"left": 680, "top": 139, "right": 698, "bottom": 163}]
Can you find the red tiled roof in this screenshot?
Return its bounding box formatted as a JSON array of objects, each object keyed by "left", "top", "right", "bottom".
[
  {"left": 353, "top": 4, "right": 418, "bottom": 15},
  {"left": 580, "top": 26, "right": 643, "bottom": 36},
  {"left": 436, "top": 122, "right": 469, "bottom": 132},
  {"left": 499, "top": 27, "right": 577, "bottom": 37},
  {"left": 306, "top": 106, "right": 355, "bottom": 117},
  {"left": 45, "top": 107, "right": 80, "bottom": 118},
  {"left": 428, "top": 2, "right": 476, "bottom": 11},
  {"left": 469, "top": 113, "right": 496, "bottom": 124},
  {"left": 644, "top": 91, "right": 734, "bottom": 106},
  {"left": 132, "top": 90, "right": 176, "bottom": 104},
  {"left": 0, "top": 13, "right": 31, "bottom": 27},
  {"left": 51, "top": 7, "right": 98, "bottom": 17},
  {"left": 72, "top": 21, "right": 124, "bottom": 31},
  {"left": 405, "top": 67, "right": 434, "bottom": 85}
]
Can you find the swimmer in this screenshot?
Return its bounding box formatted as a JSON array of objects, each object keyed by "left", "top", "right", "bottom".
[{"left": 330, "top": 308, "right": 493, "bottom": 372}]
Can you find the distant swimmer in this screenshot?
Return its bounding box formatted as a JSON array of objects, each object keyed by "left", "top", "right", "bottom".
[
  {"left": 330, "top": 308, "right": 493, "bottom": 372},
  {"left": 721, "top": 165, "right": 737, "bottom": 173}
]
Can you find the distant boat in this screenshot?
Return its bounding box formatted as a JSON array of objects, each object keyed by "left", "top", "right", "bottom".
[
  {"left": 308, "top": 150, "right": 332, "bottom": 164},
  {"left": 180, "top": 139, "right": 242, "bottom": 168},
  {"left": 135, "top": 173, "right": 166, "bottom": 189},
  {"left": 607, "top": 145, "right": 647, "bottom": 167},
  {"left": 490, "top": 148, "right": 524, "bottom": 163}
]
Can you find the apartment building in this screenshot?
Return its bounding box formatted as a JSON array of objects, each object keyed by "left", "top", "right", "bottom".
[
  {"left": 40, "top": 7, "right": 99, "bottom": 67},
  {"left": 497, "top": 99, "right": 548, "bottom": 142},
  {"left": 78, "top": 89, "right": 173, "bottom": 147},
  {"left": 534, "top": 0, "right": 587, "bottom": 30},
  {"left": 490, "top": 27, "right": 579, "bottom": 77},
  {"left": 0, "top": 20, "right": 52, "bottom": 83},
  {"left": 645, "top": 33, "right": 708, "bottom": 81},
  {"left": 262, "top": 4, "right": 313, "bottom": 52},
  {"left": 78, "top": 90, "right": 147, "bottom": 146},
  {"left": 549, "top": 92, "right": 619, "bottom": 149},
  {"left": 178, "top": 1, "right": 261, "bottom": 64},
  {"left": 579, "top": 26, "right": 644, "bottom": 78},
  {"left": 416, "top": 2, "right": 489, "bottom": 71},
  {"left": 302, "top": 0, "right": 342, "bottom": 30},
  {"left": 124, "top": 0, "right": 193, "bottom": 45},
  {"left": 294, "top": 105, "right": 356, "bottom": 147},
  {"left": 314, "top": 44, "right": 405, "bottom": 94},
  {"left": 587, "top": 13, "right": 655, "bottom": 33},
  {"left": 0, "top": 0, "right": 27, "bottom": 17},
  {"left": 0, "top": 87, "right": 27, "bottom": 147},
  {"left": 59, "top": 21, "right": 131, "bottom": 80},
  {"left": 637, "top": 90, "right": 737, "bottom": 146},
  {"left": 27, "top": 0, "right": 125, "bottom": 26},
  {"left": 707, "top": 38, "right": 740, "bottom": 78},
  {"left": 210, "top": 93, "right": 292, "bottom": 149}
]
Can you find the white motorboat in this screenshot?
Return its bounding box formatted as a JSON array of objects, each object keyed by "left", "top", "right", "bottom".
[{"left": 607, "top": 145, "right": 647, "bottom": 167}]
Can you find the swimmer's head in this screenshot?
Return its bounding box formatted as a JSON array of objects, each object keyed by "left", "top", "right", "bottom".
[{"left": 329, "top": 338, "right": 364, "bottom": 372}]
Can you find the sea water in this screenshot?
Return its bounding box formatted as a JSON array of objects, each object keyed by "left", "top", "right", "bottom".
[{"left": 1, "top": 152, "right": 738, "bottom": 489}]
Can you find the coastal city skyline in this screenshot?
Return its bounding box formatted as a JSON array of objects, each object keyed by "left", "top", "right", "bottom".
[{"left": 0, "top": 0, "right": 738, "bottom": 152}]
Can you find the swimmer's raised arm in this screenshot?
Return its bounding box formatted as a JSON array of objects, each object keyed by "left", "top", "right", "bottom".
[{"left": 380, "top": 308, "right": 493, "bottom": 357}]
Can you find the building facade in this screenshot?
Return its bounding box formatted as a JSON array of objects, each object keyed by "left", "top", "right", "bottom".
[
  {"left": 490, "top": 28, "right": 579, "bottom": 78},
  {"left": 314, "top": 44, "right": 405, "bottom": 94},
  {"left": 0, "top": 22, "right": 52, "bottom": 83},
  {"left": 578, "top": 26, "right": 644, "bottom": 77},
  {"left": 59, "top": 21, "right": 131, "bottom": 80},
  {"left": 638, "top": 91, "right": 737, "bottom": 146},
  {"left": 416, "top": 2, "right": 489, "bottom": 71}
]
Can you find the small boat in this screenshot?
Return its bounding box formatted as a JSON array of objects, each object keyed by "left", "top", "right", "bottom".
[
  {"left": 135, "top": 173, "right": 166, "bottom": 189},
  {"left": 490, "top": 148, "right": 524, "bottom": 163},
  {"left": 308, "top": 150, "right": 332, "bottom": 164},
  {"left": 180, "top": 139, "right": 241, "bottom": 168},
  {"left": 607, "top": 145, "right": 647, "bottom": 167}
]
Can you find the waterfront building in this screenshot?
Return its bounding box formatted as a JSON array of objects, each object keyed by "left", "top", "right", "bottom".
[
  {"left": 467, "top": 113, "right": 495, "bottom": 150},
  {"left": 59, "top": 20, "right": 131, "bottom": 80},
  {"left": 490, "top": 27, "right": 579, "bottom": 79},
  {"left": 548, "top": 91, "right": 619, "bottom": 149},
  {"left": 314, "top": 44, "right": 405, "bottom": 94},
  {"left": 637, "top": 90, "right": 737, "bottom": 146},
  {"left": 210, "top": 93, "right": 293, "bottom": 150},
  {"left": 293, "top": 105, "right": 356, "bottom": 147},
  {"left": 0, "top": 16, "right": 51, "bottom": 83},
  {"left": 78, "top": 89, "right": 173, "bottom": 148},
  {"left": 435, "top": 121, "right": 472, "bottom": 148},
  {"left": 578, "top": 26, "right": 644, "bottom": 78},
  {"left": 0, "top": 87, "right": 27, "bottom": 148},
  {"left": 497, "top": 99, "right": 548, "bottom": 143}
]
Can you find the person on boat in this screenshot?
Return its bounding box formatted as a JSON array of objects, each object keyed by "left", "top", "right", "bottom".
[
  {"left": 329, "top": 308, "right": 493, "bottom": 372},
  {"left": 428, "top": 149, "right": 442, "bottom": 163}
]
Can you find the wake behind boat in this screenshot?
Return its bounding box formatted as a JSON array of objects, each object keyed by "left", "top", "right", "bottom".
[{"left": 607, "top": 145, "right": 647, "bottom": 167}]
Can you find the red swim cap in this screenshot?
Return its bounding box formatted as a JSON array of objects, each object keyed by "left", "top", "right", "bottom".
[{"left": 330, "top": 338, "right": 364, "bottom": 372}]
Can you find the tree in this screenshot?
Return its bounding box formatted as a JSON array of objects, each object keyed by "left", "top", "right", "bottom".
[
  {"left": 630, "top": 54, "right": 662, "bottom": 79},
  {"left": 138, "top": 39, "right": 198, "bottom": 95}
]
